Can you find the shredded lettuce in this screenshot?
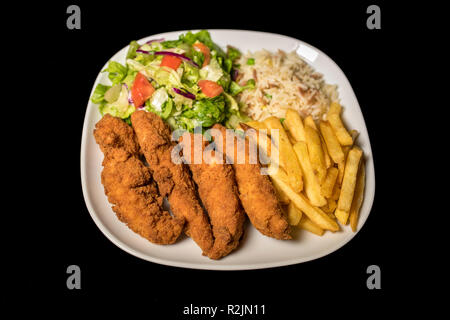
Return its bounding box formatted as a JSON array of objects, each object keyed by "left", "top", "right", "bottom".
[
  {"left": 122, "top": 69, "right": 137, "bottom": 87},
  {"left": 126, "top": 41, "right": 140, "bottom": 60},
  {"left": 91, "top": 84, "right": 111, "bottom": 104},
  {"left": 227, "top": 46, "right": 241, "bottom": 61},
  {"left": 223, "top": 92, "right": 251, "bottom": 128},
  {"left": 182, "top": 62, "right": 200, "bottom": 87},
  {"left": 92, "top": 30, "right": 252, "bottom": 131},
  {"left": 100, "top": 85, "right": 135, "bottom": 119},
  {"left": 199, "top": 58, "right": 223, "bottom": 82},
  {"left": 148, "top": 88, "right": 169, "bottom": 112},
  {"left": 102, "top": 61, "right": 128, "bottom": 85},
  {"left": 229, "top": 79, "right": 256, "bottom": 96},
  {"left": 181, "top": 95, "right": 225, "bottom": 128},
  {"left": 104, "top": 84, "right": 122, "bottom": 103}
]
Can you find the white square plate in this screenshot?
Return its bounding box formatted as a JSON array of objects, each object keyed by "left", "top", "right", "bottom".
[{"left": 81, "top": 30, "right": 375, "bottom": 270}]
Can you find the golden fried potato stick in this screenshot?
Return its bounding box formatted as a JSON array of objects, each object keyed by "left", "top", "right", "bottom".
[
  {"left": 327, "top": 102, "right": 353, "bottom": 146},
  {"left": 245, "top": 120, "right": 268, "bottom": 131},
  {"left": 240, "top": 122, "right": 277, "bottom": 168},
  {"left": 271, "top": 177, "right": 291, "bottom": 205},
  {"left": 320, "top": 134, "right": 332, "bottom": 169},
  {"left": 287, "top": 131, "right": 297, "bottom": 145},
  {"left": 264, "top": 116, "right": 303, "bottom": 193},
  {"left": 321, "top": 167, "right": 339, "bottom": 199},
  {"left": 304, "top": 124, "right": 327, "bottom": 184},
  {"left": 319, "top": 121, "right": 345, "bottom": 165},
  {"left": 331, "top": 182, "right": 341, "bottom": 201},
  {"left": 293, "top": 141, "right": 327, "bottom": 207},
  {"left": 287, "top": 201, "right": 302, "bottom": 226},
  {"left": 304, "top": 115, "right": 317, "bottom": 130},
  {"left": 350, "top": 161, "right": 366, "bottom": 232},
  {"left": 328, "top": 197, "right": 337, "bottom": 213},
  {"left": 338, "top": 145, "right": 352, "bottom": 185},
  {"left": 284, "top": 109, "right": 306, "bottom": 142},
  {"left": 298, "top": 216, "right": 325, "bottom": 236},
  {"left": 269, "top": 167, "right": 339, "bottom": 232},
  {"left": 335, "top": 147, "right": 363, "bottom": 225}
]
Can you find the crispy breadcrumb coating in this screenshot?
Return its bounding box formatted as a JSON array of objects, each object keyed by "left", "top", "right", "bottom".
[
  {"left": 131, "top": 111, "right": 214, "bottom": 255},
  {"left": 94, "top": 114, "right": 184, "bottom": 244}
]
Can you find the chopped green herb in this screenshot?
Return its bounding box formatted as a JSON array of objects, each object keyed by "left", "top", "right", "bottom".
[{"left": 246, "top": 58, "right": 255, "bottom": 65}]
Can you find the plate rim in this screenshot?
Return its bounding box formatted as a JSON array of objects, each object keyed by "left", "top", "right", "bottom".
[{"left": 80, "top": 29, "right": 376, "bottom": 270}]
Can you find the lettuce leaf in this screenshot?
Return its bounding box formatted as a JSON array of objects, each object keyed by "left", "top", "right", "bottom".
[
  {"left": 181, "top": 95, "right": 225, "bottom": 128},
  {"left": 91, "top": 84, "right": 111, "bottom": 104},
  {"left": 227, "top": 46, "right": 241, "bottom": 61},
  {"left": 126, "top": 41, "right": 140, "bottom": 60},
  {"left": 229, "top": 79, "right": 256, "bottom": 96},
  {"left": 102, "top": 61, "right": 128, "bottom": 85},
  {"left": 99, "top": 85, "right": 135, "bottom": 119}
]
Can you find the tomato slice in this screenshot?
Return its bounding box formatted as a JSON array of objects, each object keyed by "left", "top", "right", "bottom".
[
  {"left": 160, "top": 55, "right": 182, "bottom": 70},
  {"left": 193, "top": 42, "right": 210, "bottom": 67},
  {"left": 198, "top": 80, "right": 223, "bottom": 98},
  {"left": 131, "top": 72, "right": 155, "bottom": 107}
]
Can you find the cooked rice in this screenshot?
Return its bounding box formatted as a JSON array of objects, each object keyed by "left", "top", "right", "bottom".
[{"left": 236, "top": 49, "right": 339, "bottom": 122}]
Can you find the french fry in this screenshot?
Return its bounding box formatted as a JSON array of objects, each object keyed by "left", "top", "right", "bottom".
[
  {"left": 327, "top": 102, "right": 353, "bottom": 146},
  {"left": 321, "top": 203, "right": 331, "bottom": 213},
  {"left": 287, "top": 201, "right": 302, "bottom": 226},
  {"left": 287, "top": 131, "right": 297, "bottom": 145},
  {"left": 326, "top": 212, "right": 336, "bottom": 220},
  {"left": 319, "top": 121, "right": 345, "bottom": 164},
  {"left": 338, "top": 146, "right": 351, "bottom": 184},
  {"left": 284, "top": 109, "right": 306, "bottom": 142},
  {"left": 298, "top": 216, "right": 325, "bottom": 236},
  {"left": 304, "top": 115, "right": 318, "bottom": 130},
  {"left": 293, "top": 141, "right": 327, "bottom": 207},
  {"left": 240, "top": 123, "right": 277, "bottom": 167},
  {"left": 271, "top": 177, "right": 290, "bottom": 205},
  {"left": 245, "top": 120, "right": 267, "bottom": 131},
  {"left": 335, "top": 147, "right": 363, "bottom": 225},
  {"left": 350, "top": 161, "right": 366, "bottom": 232},
  {"left": 331, "top": 182, "right": 341, "bottom": 201},
  {"left": 304, "top": 124, "right": 327, "bottom": 183},
  {"left": 327, "top": 197, "right": 337, "bottom": 213},
  {"left": 269, "top": 171, "right": 339, "bottom": 231},
  {"left": 264, "top": 117, "right": 303, "bottom": 192},
  {"left": 321, "top": 167, "right": 339, "bottom": 198},
  {"left": 350, "top": 129, "right": 359, "bottom": 142},
  {"left": 321, "top": 198, "right": 336, "bottom": 217},
  {"left": 320, "top": 134, "right": 332, "bottom": 169}
]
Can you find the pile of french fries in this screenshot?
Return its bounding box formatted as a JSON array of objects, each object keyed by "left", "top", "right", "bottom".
[{"left": 241, "top": 102, "right": 365, "bottom": 236}]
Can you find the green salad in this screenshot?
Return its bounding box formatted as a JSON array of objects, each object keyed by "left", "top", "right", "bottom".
[{"left": 91, "top": 30, "right": 255, "bottom": 131}]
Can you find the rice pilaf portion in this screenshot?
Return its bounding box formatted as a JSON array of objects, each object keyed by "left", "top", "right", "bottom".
[{"left": 236, "top": 49, "right": 339, "bottom": 121}]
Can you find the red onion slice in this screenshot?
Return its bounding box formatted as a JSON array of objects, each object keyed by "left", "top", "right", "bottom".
[
  {"left": 145, "top": 38, "right": 165, "bottom": 44},
  {"left": 136, "top": 49, "right": 150, "bottom": 54},
  {"left": 123, "top": 83, "right": 134, "bottom": 105},
  {"left": 154, "top": 51, "right": 199, "bottom": 68},
  {"left": 173, "top": 88, "right": 195, "bottom": 100}
]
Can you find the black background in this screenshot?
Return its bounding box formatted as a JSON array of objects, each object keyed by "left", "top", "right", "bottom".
[{"left": 23, "top": 0, "right": 425, "bottom": 316}]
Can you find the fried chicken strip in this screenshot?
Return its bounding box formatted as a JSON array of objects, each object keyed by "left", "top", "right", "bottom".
[
  {"left": 94, "top": 114, "right": 184, "bottom": 245},
  {"left": 131, "top": 111, "right": 214, "bottom": 255},
  {"left": 212, "top": 124, "right": 291, "bottom": 240},
  {"left": 181, "top": 133, "right": 246, "bottom": 259}
]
